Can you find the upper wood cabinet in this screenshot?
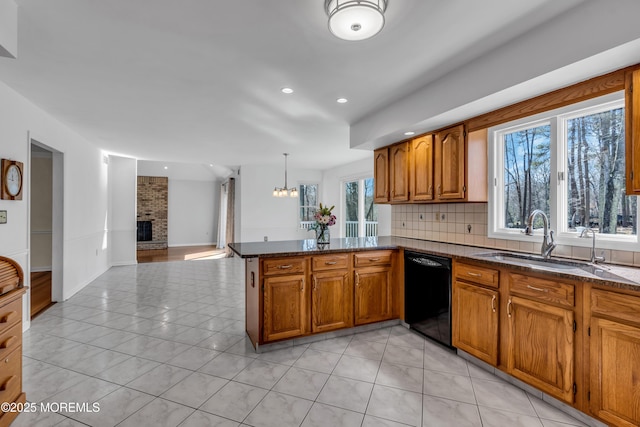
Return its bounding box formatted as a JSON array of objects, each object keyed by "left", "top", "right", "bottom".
[
  {"left": 373, "top": 147, "right": 389, "bottom": 203},
  {"left": 410, "top": 135, "right": 434, "bottom": 201},
  {"left": 435, "top": 124, "right": 466, "bottom": 200},
  {"left": 372, "top": 126, "right": 486, "bottom": 204},
  {"left": 389, "top": 142, "right": 410, "bottom": 202},
  {"left": 626, "top": 68, "right": 640, "bottom": 194}
]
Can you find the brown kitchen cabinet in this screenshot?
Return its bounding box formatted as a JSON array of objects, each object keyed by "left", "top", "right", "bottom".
[
  {"left": 373, "top": 126, "right": 486, "bottom": 205},
  {"left": 311, "top": 254, "right": 352, "bottom": 333},
  {"left": 373, "top": 147, "right": 389, "bottom": 203},
  {"left": 410, "top": 134, "right": 434, "bottom": 201},
  {"left": 0, "top": 286, "right": 26, "bottom": 427},
  {"left": 452, "top": 262, "right": 499, "bottom": 365},
  {"left": 589, "top": 288, "right": 640, "bottom": 427},
  {"left": 262, "top": 257, "right": 309, "bottom": 342},
  {"left": 626, "top": 68, "right": 640, "bottom": 194},
  {"left": 354, "top": 251, "right": 393, "bottom": 325},
  {"left": 434, "top": 124, "right": 466, "bottom": 201},
  {"left": 505, "top": 273, "right": 576, "bottom": 403},
  {"left": 389, "top": 141, "right": 410, "bottom": 202}
]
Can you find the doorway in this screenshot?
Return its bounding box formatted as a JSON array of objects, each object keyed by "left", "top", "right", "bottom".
[{"left": 29, "top": 139, "right": 63, "bottom": 318}]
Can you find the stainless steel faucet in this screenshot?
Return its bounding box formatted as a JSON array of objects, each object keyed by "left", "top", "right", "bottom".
[
  {"left": 579, "top": 228, "right": 606, "bottom": 264},
  {"left": 524, "top": 209, "right": 556, "bottom": 259}
]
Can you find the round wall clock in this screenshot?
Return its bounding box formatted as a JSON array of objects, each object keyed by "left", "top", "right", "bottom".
[{"left": 1, "top": 159, "right": 23, "bottom": 200}]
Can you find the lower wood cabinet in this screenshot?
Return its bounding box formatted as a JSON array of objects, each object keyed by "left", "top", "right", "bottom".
[
  {"left": 506, "top": 295, "right": 575, "bottom": 403},
  {"left": 452, "top": 279, "right": 499, "bottom": 365},
  {"left": 354, "top": 266, "right": 392, "bottom": 325},
  {"left": 263, "top": 273, "right": 308, "bottom": 342},
  {"left": 589, "top": 288, "right": 640, "bottom": 427},
  {"left": 311, "top": 270, "right": 352, "bottom": 333},
  {"left": 0, "top": 287, "right": 26, "bottom": 427}
]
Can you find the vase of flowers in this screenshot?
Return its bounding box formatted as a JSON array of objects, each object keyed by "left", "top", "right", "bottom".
[{"left": 313, "top": 203, "right": 336, "bottom": 246}]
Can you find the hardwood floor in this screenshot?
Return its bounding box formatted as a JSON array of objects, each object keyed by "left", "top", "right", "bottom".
[
  {"left": 136, "top": 245, "right": 225, "bottom": 263},
  {"left": 30, "top": 271, "right": 53, "bottom": 318}
]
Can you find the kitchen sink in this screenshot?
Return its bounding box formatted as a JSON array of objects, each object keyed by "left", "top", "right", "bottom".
[{"left": 473, "top": 252, "right": 630, "bottom": 283}]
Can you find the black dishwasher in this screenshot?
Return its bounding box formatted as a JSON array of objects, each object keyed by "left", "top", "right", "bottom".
[{"left": 404, "top": 251, "right": 453, "bottom": 348}]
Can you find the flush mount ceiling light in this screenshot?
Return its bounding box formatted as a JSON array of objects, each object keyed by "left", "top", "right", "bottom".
[
  {"left": 404, "top": 131, "right": 415, "bottom": 136},
  {"left": 336, "top": 98, "right": 348, "bottom": 103},
  {"left": 281, "top": 87, "right": 294, "bottom": 94},
  {"left": 273, "top": 153, "right": 299, "bottom": 198},
  {"left": 325, "top": 0, "right": 387, "bottom": 41}
]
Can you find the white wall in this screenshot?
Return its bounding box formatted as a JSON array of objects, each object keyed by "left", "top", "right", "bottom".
[
  {"left": 322, "top": 156, "right": 391, "bottom": 238},
  {"left": 0, "top": 80, "right": 110, "bottom": 329},
  {"left": 108, "top": 155, "right": 137, "bottom": 266},
  {"left": 239, "top": 164, "right": 322, "bottom": 243},
  {"left": 168, "top": 180, "right": 219, "bottom": 246}
]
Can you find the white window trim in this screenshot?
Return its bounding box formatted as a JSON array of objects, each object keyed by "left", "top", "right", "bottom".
[
  {"left": 298, "top": 182, "right": 320, "bottom": 229},
  {"left": 341, "top": 175, "right": 375, "bottom": 238},
  {"left": 488, "top": 91, "right": 638, "bottom": 252}
]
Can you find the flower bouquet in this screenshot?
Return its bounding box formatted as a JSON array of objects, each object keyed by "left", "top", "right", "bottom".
[{"left": 312, "top": 203, "right": 336, "bottom": 245}]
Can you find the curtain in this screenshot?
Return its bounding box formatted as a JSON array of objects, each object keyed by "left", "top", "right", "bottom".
[{"left": 224, "top": 178, "right": 235, "bottom": 257}]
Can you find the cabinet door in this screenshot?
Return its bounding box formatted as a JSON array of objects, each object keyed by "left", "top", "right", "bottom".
[
  {"left": 435, "top": 124, "right": 465, "bottom": 200},
  {"left": 626, "top": 69, "right": 640, "bottom": 194},
  {"left": 452, "top": 280, "right": 499, "bottom": 365},
  {"left": 311, "top": 271, "right": 353, "bottom": 333},
  {"left": 590, "top": 317, "right": 640, "bottom": 427},
  {"left": 410, "top": 135, "right": 434, "bottom": 201},
  {"left": 354, "top": 267, "right": 392, "bottom": 325},
  {"left": 389, "top": 142, "right": 410, "bottom": 202},
  {"left": 373, "top": 147, "right": 389, "bottom": 203},
  {"left": 263, "top": 274, "right": 307, "bottom": 342},
  {"left": 506, "top": 296, "right": 574, "bottom": 403}
]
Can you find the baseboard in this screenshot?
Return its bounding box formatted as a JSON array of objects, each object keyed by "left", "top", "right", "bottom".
[
  {"left": 30, "top": 266, "right": 52, "bottom": 273},
  {"left": 168, "top": 243, "right": 217, "bottom": 248},
  {"left": 110, "top": 260, "right": 138, "bottom": 267}
]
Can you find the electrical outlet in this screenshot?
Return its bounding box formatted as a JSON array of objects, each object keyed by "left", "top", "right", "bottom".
[
  {"left": 0, "top": 211, "right": 6, "bottom": 224},
  {"left": 419, "top": 214, "right": 424, "bottom": 221},
  {"left": 467, "top": 224, "right": 472, "bottom": 233},
  {"left": 264, "top": 236, "right": 268, "bottom": 242},
  {"left": 435, "top": 212, "right": 440, "bottom": 222}
]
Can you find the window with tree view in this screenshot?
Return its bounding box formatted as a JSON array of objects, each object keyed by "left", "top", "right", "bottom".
[
  {"left": 491, "top": 92, "right": 637, "bottom": 245},
  {"left": 299, "top": 184, "right": 318, "bottom": 229},
  {"left": 345, "top": 178, "right": 378, "bottom": 237}
]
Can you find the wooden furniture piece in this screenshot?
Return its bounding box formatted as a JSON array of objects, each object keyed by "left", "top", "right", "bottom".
[
  {"left": 0, "top": 256, "right": 26, "bottom": 427},
  {"left": 373, "top": 126, "right": 487, "bottom": 204},
  {"left": 589, "top": 287, "right": 640, "bottom": 427},
  {"left": 452, "top": 262, "right": 500, "bottom": 365},
  {"left": 245, "top": 250, "right": 398, "bottom": 347}
]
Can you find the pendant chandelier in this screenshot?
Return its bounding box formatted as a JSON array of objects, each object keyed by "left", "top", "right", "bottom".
[
  {"left": 273, "top": 153, "right": 299, "bottom": 198},
  {"left": 325, "top": 0, "right": 388, "bottom": 41}
]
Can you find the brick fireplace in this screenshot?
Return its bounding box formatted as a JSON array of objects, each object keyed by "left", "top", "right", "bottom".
[{"left": 137, "top": 176, "right": 168, "bottom": 250}]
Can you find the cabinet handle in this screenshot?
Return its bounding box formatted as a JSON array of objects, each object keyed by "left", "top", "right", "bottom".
[
  {"left": 491, "top": 295, "right": 496, "bottom": 313},
  {"left": 467, "top": 272, "right": 482, "bottom": 277},
  {"left": 507, "top": 298, "right": 512, "bottom": 318},
  {"left": 437, "top": 185, "right": 442, "bottom": 196},
  {"left": 369, "top": 258, "right": 380, "bottom": 262},
  {"left": 250, "top": 271, "right": 255, "bottom": 288},
  {"left": 0, "top": 336, "right": 16, "bottom": 349},
  {"left": 300, "top": 278, "right": 304, "bottom": 292},
  {"left": 428, "top": 185, "right": 433, "bottom": 196},
  {"left": 526, "top": 284, "right": 548, "bottom": 293},
  {"left": 355, "top": 272, "right": 360, "bottom": 287},
  {"left": 325, "top": 261, "right": 337, "bottom": 265},
  {"left": 0, "top": 311, "right": 16, "bottom": 324},
  {"left": 0, "top": 375, "right": 15, "bottom": 391},
  {"left": 278, "top": 264, "right": 293, "bottom": 269},
  {"left": 313, "top": 276, "right": 317, "bottom": 291}
]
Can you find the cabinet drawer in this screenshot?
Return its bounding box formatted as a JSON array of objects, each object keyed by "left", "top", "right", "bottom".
[
  {"left": 0, "top": 346, "right": 21, "bottom": 410},
  {"left": 0, "top": 323, "right": 21, "bottom": 362},
  {"left": 263, "top": 257, "right": 306, "bottom": 276},
  {"left": 591, "top": 288, "right": 640, "bottom": 326},
  {"left": 0, "top": 298, "right": 21, "bottom": 335},
  {"left": 455, "top": 262, "right": 499, "bottom": 288},
  {"left": 509, "top": 273, "right": 574, "bottom": 307},
  {"left": 312, "top": 254, "right": 349, "bottom": 271},
  {"left": 353, "top": 251, "right": 393, "bottom": 267}
]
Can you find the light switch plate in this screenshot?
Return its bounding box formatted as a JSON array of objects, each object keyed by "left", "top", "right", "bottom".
[{"left": 0, "top": 210, "right": 6, "bottom": 224}]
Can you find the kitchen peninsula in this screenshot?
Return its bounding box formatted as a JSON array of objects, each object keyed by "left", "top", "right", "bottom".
[{"left": 230, "top": 236, "right": 640, "bottom": 427}]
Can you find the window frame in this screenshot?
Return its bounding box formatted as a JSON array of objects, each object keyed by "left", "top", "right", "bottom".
[
  {"left": 340, "top": 174, "right": 378, "bottom": 238},
  {"left": 298, "top": 182, "right": 320, "bottom": 230},
  {"left": 488, "top": 91, "right": 638, "bottom": 251}
]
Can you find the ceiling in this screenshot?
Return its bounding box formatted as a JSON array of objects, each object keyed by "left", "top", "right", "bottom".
[{"left": 0, "top": 0, "right": 620, "bottom": 178}]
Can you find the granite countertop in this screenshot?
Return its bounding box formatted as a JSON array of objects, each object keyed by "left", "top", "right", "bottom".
[{"left": 228, "top": 236, "right": 640, "bottom": 292}]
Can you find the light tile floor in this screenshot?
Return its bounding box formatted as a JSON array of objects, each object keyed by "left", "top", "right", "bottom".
[{"left": 14, "top": 258, "right": 593, "bottom": 427}]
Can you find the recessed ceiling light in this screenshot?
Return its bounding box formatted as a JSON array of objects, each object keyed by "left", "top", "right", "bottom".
[
  {"left": 336, "top": 98, "right": 348, "bottom": 104},
  {"left": 209, "top": 164, "right": 213, "bottom": 167},
  {"left": 281, "top": 87, "right": 294, "bottom": 94},
  {"left": 404, "top": 131, "right": 415, "bottom": 136},
  {"left": 164, "top": 166, "right": 168, "bottom": 170}
]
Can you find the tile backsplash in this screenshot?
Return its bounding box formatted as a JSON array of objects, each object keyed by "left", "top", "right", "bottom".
[{"left": 391, "top": 203, "right": 640, "bottom": 268}]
